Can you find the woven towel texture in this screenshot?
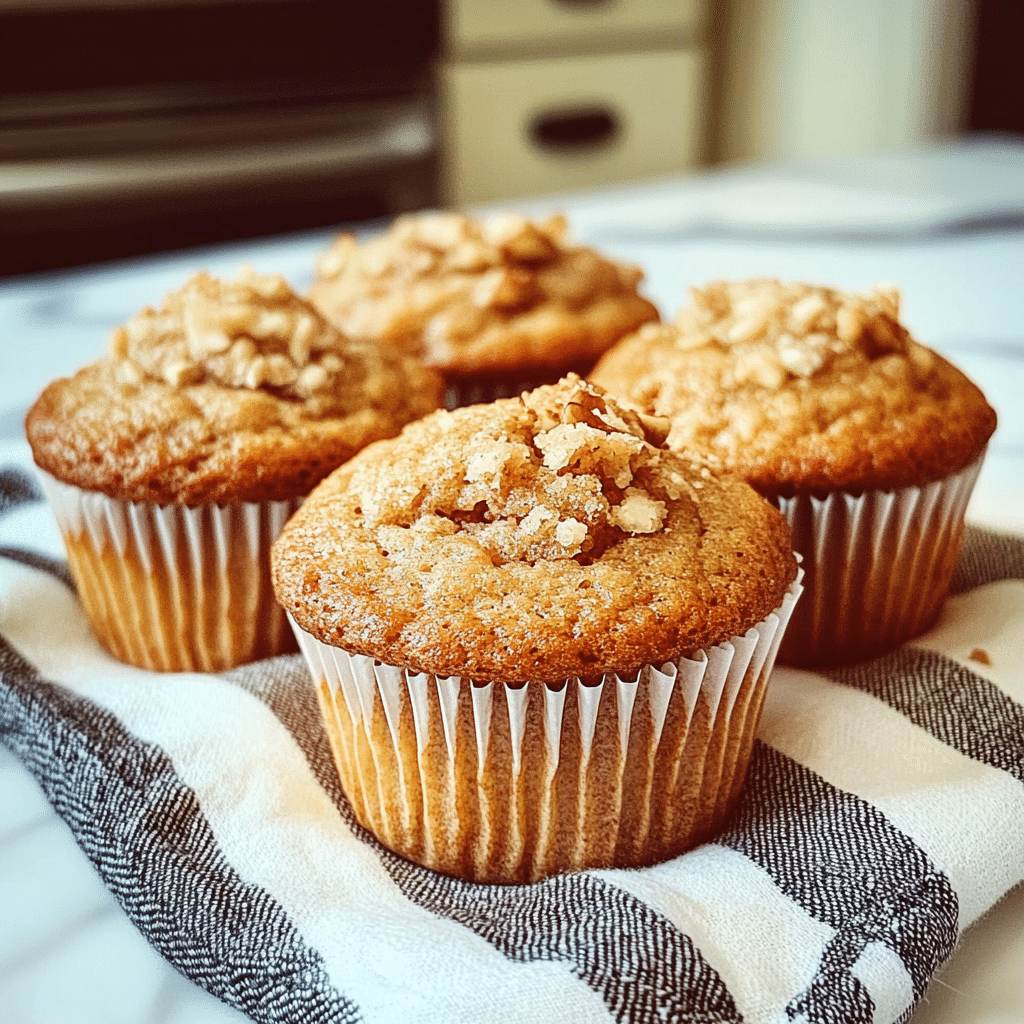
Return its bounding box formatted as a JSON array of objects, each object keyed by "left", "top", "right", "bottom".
[{"left": 1, "top": 458, "right": 1022, "bottom": 1024}]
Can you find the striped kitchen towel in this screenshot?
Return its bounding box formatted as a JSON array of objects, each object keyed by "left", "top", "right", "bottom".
[{"left": 1, "top": 450, "right": 1022, "bottom": 1024}]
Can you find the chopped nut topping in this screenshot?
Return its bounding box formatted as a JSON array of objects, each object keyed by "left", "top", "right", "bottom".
[
  {"left": 673, "top": 279, "right": 912, "bottom": 384},
  {"left": 519, "top": 505, "right": 555, "bottom": 537},
  {"left": 107, "top": 267, "right": 389, "bottom": 416},
  {"left": 350, "top": 376, "right": 701, "bottom": 568},
  {"left": 559, "top": 382, "right": 670, "bottom": 446},
  {"left": 555, "top": 518, "right": 588, "bottom": 548},
  {"left": 637, "top": 412, "right": 672, "bottom": 447},
  {"left": 607, "top": 488, "right": 667, "bottom": 533},
  {"left": 588, "top": 275, "right": 998, "bottom": 494},
  {"left": 309, "top": 212, "right": 654, "bottom": 367}
]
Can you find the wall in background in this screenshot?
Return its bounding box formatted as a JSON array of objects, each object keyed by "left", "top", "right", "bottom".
[{"left": 713, "top": 0, "right": 978, "bottom": 163}]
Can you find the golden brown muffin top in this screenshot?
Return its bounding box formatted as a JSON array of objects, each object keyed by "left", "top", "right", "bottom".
[
  {"left": 590, "top": 279, "right": 997, "bottom": 493},
  {"left": 272, "top": 376, "right": 797, "bottom": 683},
  {"left": 308, "top": 211, "right": 659, "bottom": 377},
  {"left": 26, "top": 268, "right": 444, "bottom": 505}
]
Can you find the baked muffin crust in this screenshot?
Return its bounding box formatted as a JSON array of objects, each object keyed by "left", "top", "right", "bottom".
[
  {"left": 590, "top": 279, "right": 997, "bottom": 493},
  {"left": 272, "top": 376, "right": 797, "bottom": 683},
  {"left": 26, "top": 268, "right": 444, "bottom": 505},
  {"left": 309, "top": 212, "right": 659, "bottom": 378}
]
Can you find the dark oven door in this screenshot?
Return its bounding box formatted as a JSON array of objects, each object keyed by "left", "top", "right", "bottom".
[{"left": 0, "top": 0, "right": 440, "bottom": 274}]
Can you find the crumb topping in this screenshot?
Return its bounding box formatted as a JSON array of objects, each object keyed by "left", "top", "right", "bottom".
[
  {"left": 346, "top": 377, "right": 687, "bottom": 568},
  {"left": 309, "top": 212, "right": 657, "bottom": 372},
  {"left": 28, "top": 268, "right": 446, "bottom": 504},
  {"left": 590, "top": 277, "right": 997, "bottom": 492},
  {"left": 107, "top": 267, "right": 387, "bottom": 416},
  {"left": 670, "top": 279, "right": 913, "bottom": 386}
]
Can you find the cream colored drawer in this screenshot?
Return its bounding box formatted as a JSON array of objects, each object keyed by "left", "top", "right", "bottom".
[
  {"left": 440, "top": 48, "right": 706, "bottom": 206},
  {"left": 446, "top": 0, "right": 703, "bottom": 57}
]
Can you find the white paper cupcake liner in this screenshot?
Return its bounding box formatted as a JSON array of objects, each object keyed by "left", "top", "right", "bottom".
[
  {"left": 771, "top": 452, "right": 984, "bottom": 667},
  {"left": 38, "top": 470, "right": 301, "bottom": 672},
  {"left": 290, "top": 572, "right": 802, "bottom": 884}
]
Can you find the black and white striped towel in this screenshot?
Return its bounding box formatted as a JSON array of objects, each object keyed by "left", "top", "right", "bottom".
[{"left": 1, "top": 449, "right": 1022, "bottom": 1024}]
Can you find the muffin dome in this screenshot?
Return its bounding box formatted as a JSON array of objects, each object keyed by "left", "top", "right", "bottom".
[
  {"left": 27, "top": 267, "right": 444, "bottom": 506},
  {"left": 590, "top": 278, "right": 996, "bottom": 494},
  {"left": 309, "top": 212, "right": 659, "bottom": 382},
  {"left": 272, "top": 375, "right": 797, "bottom": 683}
]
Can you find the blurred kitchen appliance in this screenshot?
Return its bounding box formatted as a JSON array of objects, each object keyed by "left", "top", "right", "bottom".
[{"left": 0, "top": 0, "right": 439, "bottom": 276}]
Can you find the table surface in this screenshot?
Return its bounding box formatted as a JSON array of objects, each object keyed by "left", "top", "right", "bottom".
[{"left": 1, "top": 139, "right": 1022, "bottom": 1024}]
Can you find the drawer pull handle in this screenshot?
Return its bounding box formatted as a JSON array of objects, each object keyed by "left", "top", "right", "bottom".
[
  {"left": 552, "top": 0, "right": 617, "bottom": 9},
  {"left": 530, "top": 106, "right": 620, "bottom": 153}
]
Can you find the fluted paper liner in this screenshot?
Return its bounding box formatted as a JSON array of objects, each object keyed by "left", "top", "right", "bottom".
[
  {"left": 38, "top": 471, "right": 300, "bottom": 672},
  {"left": 291, "top": 572, "right": 802, "bottom": 884},
  {"left": 772, "top": 452, "right": 984, "bottom": 668}
]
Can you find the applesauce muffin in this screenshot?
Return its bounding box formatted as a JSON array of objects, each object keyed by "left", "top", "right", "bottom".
[
  {"left": 27, "top": 267, "right": 443, "bottom": 672},
  {"left": 272, "top": 376, "right": 801, "bottom": 883},
  {"left": 308, "top": 211, "right": 659, "bottom": 408},
  {"left": 591, "top": 278, "right": 997, "bottom": 666}
]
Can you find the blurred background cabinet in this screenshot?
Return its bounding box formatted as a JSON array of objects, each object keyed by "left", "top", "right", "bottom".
[
  {"left": 1, "top": 0, "right": 1018, "bottom": 277},
  {"left": 439, "top": 0, "right": 709, "bottom": 206}
]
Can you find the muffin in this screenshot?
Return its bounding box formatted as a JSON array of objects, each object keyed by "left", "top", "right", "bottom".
[
  {"left": 308, "top": 211, "right": 659, "bottom": 409},
  {"left": 26, "top": 267, "right": 444, "bottom": 672},
  {"left": 272, "top": 376, "right": 801, "bottom": 883},
  {"left": 591, "top": 278, "right": 997, "bottom": 667}
]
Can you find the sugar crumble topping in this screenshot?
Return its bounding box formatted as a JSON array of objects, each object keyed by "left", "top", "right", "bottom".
[
  {"left": 668, "top": 278, "right": 919, "bottom": 386},
  {"left": 349, "top": 377, "right": 690, "bottom": 567},
  {"left": 310, "top": 211, "right": 651, "bottom": 363},
  {"left": 107, "top": 268, "right": 387, "bottom": 416},
  {"left": 588, "top": 274, "right": 1000, "bottom": 493}
]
